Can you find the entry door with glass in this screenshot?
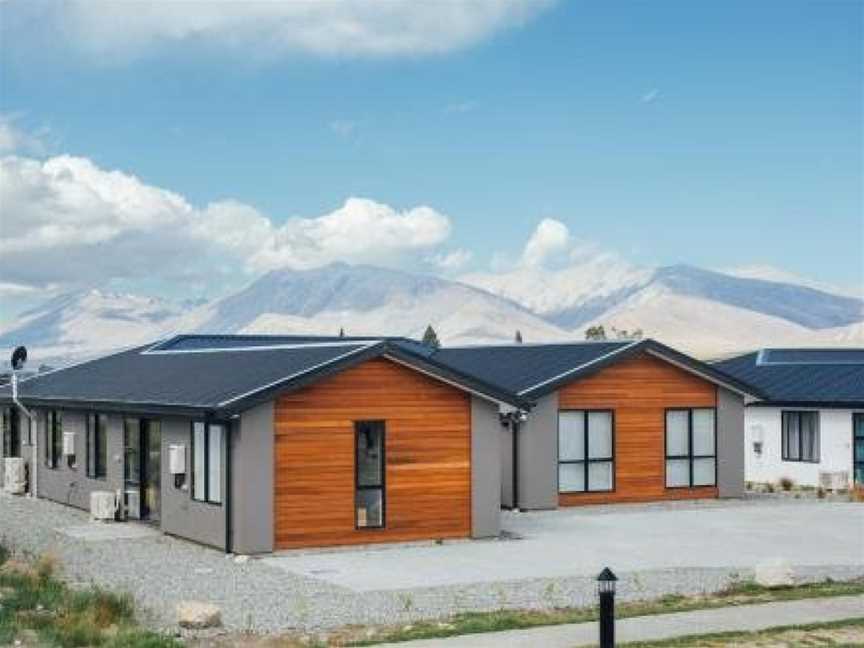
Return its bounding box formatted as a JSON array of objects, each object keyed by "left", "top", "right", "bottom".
[
  {"left": 854, "top": 414, "right": 864, "bottom": 488},
  {"left": 124, "top": 418, "right": 162, "bottom": 521}
]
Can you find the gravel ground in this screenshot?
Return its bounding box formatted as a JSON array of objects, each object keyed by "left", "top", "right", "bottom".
[{"left": 1, "top": 492, "right": 861, "bottom": 637}]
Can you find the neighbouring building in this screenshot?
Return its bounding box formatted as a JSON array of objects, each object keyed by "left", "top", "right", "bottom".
[
  {"left": 433, "top": 340, "right": 758, "bottom": 509},
  {"left": 715, "top": 348, "right": 864, "bottom": 490},
  {"left": 1, "top": 335, "right": 759, "bottom": 553}
]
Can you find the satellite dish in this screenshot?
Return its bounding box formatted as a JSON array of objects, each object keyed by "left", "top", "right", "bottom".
[{"left": 11, "top": 346, "right": 27, "bottom": 371}]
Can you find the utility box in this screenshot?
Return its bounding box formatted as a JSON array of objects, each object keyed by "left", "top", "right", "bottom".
[
  {"left": 169, "top": 444, "right": 186, "bottom": 474},
  {"left": 62, "top": 431, "right": 76, "bottom": 456}
]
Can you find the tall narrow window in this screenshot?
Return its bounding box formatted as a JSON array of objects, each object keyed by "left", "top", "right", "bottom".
[
  {"left": 558, "top": 411, "right": 615, "bottom": 493},
  {"left": 45, "top": 411, "right": 62, "bottom": 469},
  {"left": 87, "top": 414, "right": 108, "bottom": 479},
  {"left": 2, "top": 408, "right": 20, "bottom": 458},
  {"left": 782, "top": 411, "right": 819, "bottom": 462},
  {"left": 191, "top": 421, "right": 222, "bottom": 505},
  {"left": 666, "top": 408, "right": 716, "bottom": 488},
  {"left": 355, "top": 421, "right": 385, "bottom": 528}
]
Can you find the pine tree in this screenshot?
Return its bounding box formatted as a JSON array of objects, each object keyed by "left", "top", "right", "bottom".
[
  {"left": 515, "top": 330, "right": 523, "bottom": 343},
  {"left": 585, "top": 325, "right": 607, "bottom": 341},
  {"left": 422, "top": 324, "right": 441, "bottom": 349}
]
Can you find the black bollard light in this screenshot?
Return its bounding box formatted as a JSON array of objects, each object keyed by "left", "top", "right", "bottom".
[{"left": 597, "top": 567, "right": 618, "bottom": 648}]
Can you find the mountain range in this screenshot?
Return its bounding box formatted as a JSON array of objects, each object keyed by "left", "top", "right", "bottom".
[{"left": 1, "top": 261, "right": 861, "bottom": 366}]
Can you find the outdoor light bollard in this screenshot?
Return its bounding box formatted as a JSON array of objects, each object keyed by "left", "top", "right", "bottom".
[{"left": 597, "top": 567, "right": 618, "bottom": 648}]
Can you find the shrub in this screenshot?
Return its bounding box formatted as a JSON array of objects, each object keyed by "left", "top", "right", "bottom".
[
  {"left": 764, "top": 482, "right": 775, "bottom": 493},
  {"left": 779, "top": 477, "right": 794, "bottom": 491},
  {"left": 817, "top": 487, "right": 826, "bottom": 499}
]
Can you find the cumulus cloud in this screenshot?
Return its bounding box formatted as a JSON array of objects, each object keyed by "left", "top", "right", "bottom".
[
  {"left": 4, "top": 0, "right": 554, "bottom": 62},
  {"left": 0, "top": 154, "right": 453, "bottom": 291},
  {"left": 520, "top": 218, "right": 572, "bottom": 268},
  {"left": 428, "top": 249, "right": 473, "bottom": 271},
  {"left": 0, "top": 114, "right": 50, "bottom": 155}
]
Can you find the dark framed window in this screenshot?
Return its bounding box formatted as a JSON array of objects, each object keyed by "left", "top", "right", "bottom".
[
  {"left": 782, "top": 411, "right": 820, "bottom": 463},
  {"left": 666, "top": 408, "right": 716, "bottom": 488},
  {"left": 191, "top": 422, "right": 223, "bottom": 505},
  {"left": 558, "top": 410, "right": 615, "bottom": 493},
  {"left": 355, "top": 421, "right": 385, "bottom": 529},
  {"left": 45, "top": 411, "right": 62, "bottom": 469},
  {"left": 2, "top": 408, "right": 21, "bottom": 458},
  {"left": 87, "top": 413, "right": 108, "bottom": 479}
]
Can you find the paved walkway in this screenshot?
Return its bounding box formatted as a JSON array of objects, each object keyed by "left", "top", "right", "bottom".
[{"left": 375, "top": 595, "right": 864, "bottom": 647}]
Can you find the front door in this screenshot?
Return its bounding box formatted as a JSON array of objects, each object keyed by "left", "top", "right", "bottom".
[
  {"left": 124, "top": 418, "right": 161, "bottom": 522},
  {"left": 854, "top": 414, "right": 864, "bottom": 488}
]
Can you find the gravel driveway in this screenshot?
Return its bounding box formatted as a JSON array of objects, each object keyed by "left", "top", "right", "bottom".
[{"left": 1, "top": 493, "right": 861, "bottom": 634}]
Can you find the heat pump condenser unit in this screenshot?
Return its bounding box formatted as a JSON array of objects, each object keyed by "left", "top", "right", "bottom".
[
  {"left": 90, "top": 491, "right": 117, "bottom": 521},
  {"left": 819, "top": 471, "right": 849, "bottom": 492},
  {"left": 3, "top": 458, "right": 25, "bottom": 495}
]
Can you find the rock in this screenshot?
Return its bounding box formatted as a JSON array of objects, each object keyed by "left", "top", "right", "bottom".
[
  {"left": 754, "top": 559, "right": 794, "bottom": 587},
  {"left": 176, "top": 601, "right": 222, "bottom": 629}
]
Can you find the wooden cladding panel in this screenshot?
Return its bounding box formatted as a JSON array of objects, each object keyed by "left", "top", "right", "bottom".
[
  {"left": 558, "top": 353, "right": 718, "bottom": 506},
  {"left": 274, "top": 358, "right": 471, "bottom": 549}
]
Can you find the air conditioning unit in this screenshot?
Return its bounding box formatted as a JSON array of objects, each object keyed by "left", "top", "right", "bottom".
[
  {"left": 90, "top": 491, "right": 116, "bottom": 522},
  {"left": 819, "top": 471, "right": 849, "bottom": 492},
  {"left": 3, "top": 458, "right": 26, "bottom": 495},
  {"left": 62, "top": 431, "right": 76, "bottom": 456}
]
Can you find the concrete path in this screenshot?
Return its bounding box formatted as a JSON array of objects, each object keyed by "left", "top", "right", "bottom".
[
  {"left": 375, "top": 595, "right": 864, "bottom": 647},
  {"left": 265, "top": 500, "right": 864, "bottom": 591}
]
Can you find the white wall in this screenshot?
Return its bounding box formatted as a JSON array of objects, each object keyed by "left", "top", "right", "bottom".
[{"left": 745, "top": 407, "right": 858, "bottom": 487}]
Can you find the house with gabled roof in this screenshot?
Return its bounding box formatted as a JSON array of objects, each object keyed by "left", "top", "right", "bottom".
[
  {"left": 714, "top": 348, "right": 864, "bottom": 490},
  {"left": 1, "top": 334, "right": 760, "bottom": 552}
]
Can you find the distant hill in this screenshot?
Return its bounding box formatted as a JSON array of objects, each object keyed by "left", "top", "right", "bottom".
[{"left": 2, "top": 261, "right": 861, "bottom": 365}]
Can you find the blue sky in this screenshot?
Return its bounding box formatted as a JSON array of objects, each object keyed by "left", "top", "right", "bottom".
[{"left": 0, "top": 0, "right": 862, "bottom": 317}]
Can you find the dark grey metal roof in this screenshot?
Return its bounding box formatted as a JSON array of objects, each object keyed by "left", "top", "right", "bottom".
[
  {"left": 149, "top": 334, "right": 420, "bottom": 352},
  {"left": 714, "top": 348, "right": 864, "bottom": 407},
  {"left": 756, "top": 348, "right": 864, "bottom": 365},
  {"left": 0, "top": 336, "right": 525, "bottom": 416},
  {"left": 431, "top": 341, "right": 632, "bottom": 396},
  {"left": 431, "top": 339, "right": 760, "bottom": 400},
  {"left": 0, "top": 335, "right": 762, "bottom": 417}
]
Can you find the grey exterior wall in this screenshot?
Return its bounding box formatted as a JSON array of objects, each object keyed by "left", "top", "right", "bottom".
[
  {"left": 717, "top": 387, "right": 746, "bottom": 498},
  {"left": 500, "top": 419, "right": 514, "bottom": 508},
  {"left": 515, "top": 392, "right": 559, "bottom": 510},
  {"left": 470, "top": 396, "right": 501, "bottom": 538},
  {"left": 5, "top": 406, "right": 228, "bottom": 551},
  {"left": 31, "top": 410, "right": 125, "bottom": 510},
  {"left": 159, "top": 417, "right": 227, "bottom": 550},
  {"left": 230, "top": 402, "right": 275, "bottom": 554},
  {"left": 1, "top": 407, "right": 37, "bottom": 493}
]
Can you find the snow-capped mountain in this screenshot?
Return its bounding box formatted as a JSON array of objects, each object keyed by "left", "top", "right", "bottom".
[
  {"left": 1, "top": 261, "right": 861, "bottom": 365},
  {"left": 189, "top": 263, "right": 572, "bottom": 344},
  {"left": 0, "top": 289, "right": 188, "bottom": 365}
]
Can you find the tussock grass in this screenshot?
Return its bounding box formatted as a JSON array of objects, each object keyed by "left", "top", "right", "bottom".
[{"left": 0, "top": 543, "right": 181, "bottom": 647}]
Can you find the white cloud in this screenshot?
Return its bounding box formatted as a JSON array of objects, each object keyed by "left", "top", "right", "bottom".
[
  {"left": 641, "top": 88, "right": 660, "bottom": 104},
  {"left": 329, "top": 120, "right": 356, "bottom": 137},
  {"left": 429, "top": 248, "right": 473, "bottom": 271},
  {"left": 444, "top": 100, "right": 478, "bottom": 115},
  {"left": 6, "top": 1, "right": 554, "bottom": 62},
  {"left": 520, "top": 218, "right": 571, "bottom": 268},
  {"left": 0, "top": 154, "right": 453, "bottom": 290},
  {"left": 0, "top": 114, "right": 49, "bottom": 155}
]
